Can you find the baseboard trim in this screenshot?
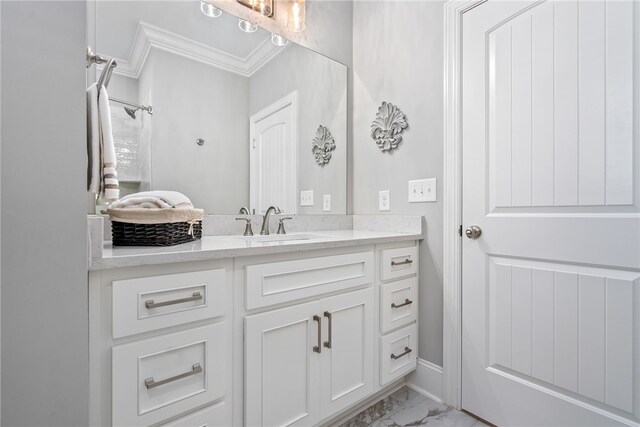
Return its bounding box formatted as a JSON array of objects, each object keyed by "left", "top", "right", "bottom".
[{"left": 406, "top": 358, "right": 444, "bottom": 403}]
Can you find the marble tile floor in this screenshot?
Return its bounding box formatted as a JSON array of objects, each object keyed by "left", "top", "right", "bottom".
[{"left": 338, "top": 386, "right": 487, "bottom": 427}]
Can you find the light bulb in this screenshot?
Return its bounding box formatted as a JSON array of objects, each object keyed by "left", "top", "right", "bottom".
[
  {"left": 200, "top": 1, "right": 222, "bottom": 17},
  {"left": 271, "top": 33, "right": 289, "bottom": 46},
  {"left": 238, "top": 19, "right": 258, "bottom": 33},
  {"left": 253, "top": 0, "right": 272, "bottom": 16}
]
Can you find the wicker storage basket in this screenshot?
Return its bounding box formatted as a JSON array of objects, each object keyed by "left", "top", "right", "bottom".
[
  {"left": 107, "top": 208, "right": 204, "bottom": 247},
  {"left": 111, "top": 221, "right": 202, "bottom": 246}
]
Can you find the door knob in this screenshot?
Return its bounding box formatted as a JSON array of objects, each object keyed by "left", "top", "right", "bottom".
[{"left": 465, "top": 225, "right": 482, "bottom": 240}]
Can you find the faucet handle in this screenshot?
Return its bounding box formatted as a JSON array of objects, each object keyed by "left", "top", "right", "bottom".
[
  {"left": 235, "top": 217, "right": 254, "bottom": 236},
  {"left": 277, "top": 217, "right": 293, "bottom": 235}
]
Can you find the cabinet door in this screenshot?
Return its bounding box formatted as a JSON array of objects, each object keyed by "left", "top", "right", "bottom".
[
  {"left": 245, "top": 300, "right": 321, "bottom": 427},
  {"left": 319, "top": 288, "right": 374, "bottom": 418}
]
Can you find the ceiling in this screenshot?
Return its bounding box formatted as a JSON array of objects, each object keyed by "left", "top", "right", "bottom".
[{"left": 95, "top": 1, "right": 270, "bottom": 61}]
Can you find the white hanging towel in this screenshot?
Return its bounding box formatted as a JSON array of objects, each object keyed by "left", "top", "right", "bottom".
[
  {"left": 98, "top": 85, "right": 120, "bottom": 200},
  {"left": 86, "top": 83, "right": 100, "bottom": 194},
  {"left": 87, "top": 83, "right": 120, "bottom": 200}
]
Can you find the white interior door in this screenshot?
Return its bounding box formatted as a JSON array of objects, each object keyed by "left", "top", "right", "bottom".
[
  {"left": 461, "top": 1, "right": 639, "bottom": 426},
  {"left": 250, "top": 92, "right": 297, "bottom": 215}
]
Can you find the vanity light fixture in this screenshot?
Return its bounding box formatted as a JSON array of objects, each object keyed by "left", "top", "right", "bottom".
[
  {"left": 238, "top": 18, "right": 258, "bottom": 33},
  {"left": 200, "top": 1, "right": 223, "bottom": 18},
  {"left": 288, "top": 0, "right": 305, "bottom": 32},
  {"left": 271, "top": 33, "right": 289, "bottom": 46}
]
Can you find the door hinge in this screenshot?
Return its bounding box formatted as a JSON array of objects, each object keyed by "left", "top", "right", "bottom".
[{"left": 458, "top": 225, "right": 463, "bottom": 237}]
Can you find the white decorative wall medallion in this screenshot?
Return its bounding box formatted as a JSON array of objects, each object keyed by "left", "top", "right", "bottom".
[
  {"left": 312, "top": 125, "right": 336, "bottom": 165},
  {"left": 371, "top": 101, "right": 408, "bottom": 152}
]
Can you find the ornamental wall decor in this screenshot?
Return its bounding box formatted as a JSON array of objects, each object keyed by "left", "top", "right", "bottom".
[
  {"left": 370, "top": 101, "right": 408, "bottom": 152},
  {"left": 311, "top": 125, "right": 336, "bottom": 165}
]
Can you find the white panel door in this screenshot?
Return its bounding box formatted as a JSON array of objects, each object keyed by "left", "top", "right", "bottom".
[
  {"left": 250, "top": 92, "right": 297, "bottom": 215},
  {"left": 245, "top": 299, "right": 320, "bottom": 427},
  {"left": 319, "top": 288, "right": 374, "bottom": 418},
  {"left": 462, "top": 1, "right": 639, "bottom": 426}
]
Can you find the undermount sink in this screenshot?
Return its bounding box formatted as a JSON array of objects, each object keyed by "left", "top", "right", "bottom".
[{"left": 237, "top": 234, "right": 323, "bottom": 243}]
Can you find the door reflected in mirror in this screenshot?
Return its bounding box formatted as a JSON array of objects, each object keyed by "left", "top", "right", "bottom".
[{"left": 93, "top": 1, "right": 347, "bottom": 214}]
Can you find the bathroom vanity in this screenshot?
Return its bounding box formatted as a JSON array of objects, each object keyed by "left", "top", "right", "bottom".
[
  {"left": 88, "top": 224, "right": 422, "bottom": 426},
  {"left": 86, "top": 1, "right": 421, "bottom": 424}
]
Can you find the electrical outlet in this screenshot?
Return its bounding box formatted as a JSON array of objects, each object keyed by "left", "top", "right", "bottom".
[
  {"left": 323, "top": 195, "right": 331, "bottom": 211},
  {"left": 379, "top": 190, "right": 390, "bottom": 211},
  {"left": 408, "top": 178, "right": 436, "bottom": 202},
  {"left": 300, "top": 190, "right": 314, "bottom": 206}
]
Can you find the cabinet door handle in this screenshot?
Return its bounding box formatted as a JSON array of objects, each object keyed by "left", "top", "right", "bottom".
[
  {"left": 391, "top": 299, "right": 413, "bottom": 309},
  {"left": 144, "top": 363, "right": 202, "bottom": 389},
  {"left": 313, "top": 315, "right": 322, "bottom": 353},
  {"left": 390, "top": 347, "right": 412, "bottom": 360},
  {"left": 391, "top": 258, "right": 413, "bottom": 267},
  {"left": 145, "top": 292, "right": 203, "bottom": 309},
  {"left": 323, "top": 311, "right": 332, "bottom": 349}
]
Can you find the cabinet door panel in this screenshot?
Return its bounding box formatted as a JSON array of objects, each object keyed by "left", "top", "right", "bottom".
[
  {"left": 245, "top": 301, "right": 321, "bottom": 427},
  {"left": 320, "top": 288, "right": 374, "bottom": 418}
]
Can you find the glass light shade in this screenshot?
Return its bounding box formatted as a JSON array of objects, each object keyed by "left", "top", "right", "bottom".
[
  {"left": 238, "top": 19, "right": 258, "bottom": 33},
  {"left": 288, "top": 0, "right": 305, "bottom": 32},
  {"left": 271, "top": 33, "right": 289, "bottom": 47},
  {"left": 200, "top": 1, "right": 223, "bottom": 17}
]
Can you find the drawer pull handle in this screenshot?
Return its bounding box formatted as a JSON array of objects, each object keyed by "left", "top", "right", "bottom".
[
  {"left": 145, "top": 292, "right": 203, "bottom": 309},
  {"left": 144, "top": 363, "right": 202, "bottom": 389},
  {"left": 323, "top": 311, "right": 332, "bottom": 349},
  {"left": 391, "top": 299, "right": 413, "bottom": 309},
  {"left": 391, "top": 259, "right": 413, "bottom": 266},
  {"left": 313, "top": 315, "right": 322, "bottom": 353},
  {"left": 391, "top": 347, "right": 412, "bottom": 360}
]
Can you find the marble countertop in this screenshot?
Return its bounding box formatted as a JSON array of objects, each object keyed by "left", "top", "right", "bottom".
[{"left": 90, "top": 230, "right": 423, "bottom": 270}]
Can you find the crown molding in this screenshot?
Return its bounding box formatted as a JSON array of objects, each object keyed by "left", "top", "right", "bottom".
[{"left": 102, "top": 21, "right": 287, "bottom": 79}]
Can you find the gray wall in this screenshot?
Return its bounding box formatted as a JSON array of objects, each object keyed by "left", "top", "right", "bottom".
[
  {"left": 352, "top": 1, "right": 445, "bottom": 366},
  {"left": 250, "top": 44, "right": 348, "bottom": 214},
  {"left": 1, "top": 1, "right": 90, "bottom": 425},
  {"left": 144, "top": 49, "right": 251, "bottom": 214}
]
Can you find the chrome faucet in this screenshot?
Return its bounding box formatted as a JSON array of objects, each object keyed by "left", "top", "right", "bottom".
[
  {"left": 238, "top": 206, "right": 250, "bottom": 215},
  {"left": 260, "top": 206, "right": 281, "bottom": 235}
]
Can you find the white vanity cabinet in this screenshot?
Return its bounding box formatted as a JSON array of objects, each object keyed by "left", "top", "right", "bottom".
[
  {"left": 377, "top": 243, "right": 420, "bottom": 386},
  {"left": 89, "top": 260, "right": 234, "bottom": 427},
  {"left": 245, "top": 288, "right": 374, "bottom": 426},
  {"left": 89, "top": 238, "right": 420, "bottom": 427}
]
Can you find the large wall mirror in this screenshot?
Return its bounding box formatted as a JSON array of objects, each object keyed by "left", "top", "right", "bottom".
[{"left": 92, "top": 1, "right": 348, "bottom": 214}]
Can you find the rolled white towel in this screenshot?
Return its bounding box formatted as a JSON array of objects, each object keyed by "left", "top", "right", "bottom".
[{"left": 110, "top": 191, "right": 194, "bottom": 209}]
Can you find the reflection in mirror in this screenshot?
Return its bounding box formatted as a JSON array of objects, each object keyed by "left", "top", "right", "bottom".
[{"left": 93, "top": 1, "right": 347, "bottom": 214}]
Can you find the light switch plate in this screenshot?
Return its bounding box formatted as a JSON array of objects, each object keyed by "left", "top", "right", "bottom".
[
  {"left": 323, "top": 195, "right": 331, "bottom": 211},
  {"left": 408, "top": 178, "right": 436, "bottom": 202},
  {"left": 300, "top": 190, "right": 314, "bottom": 206},
  {"left": 379, "top": 190, "right": 390, "bottom": 211}
]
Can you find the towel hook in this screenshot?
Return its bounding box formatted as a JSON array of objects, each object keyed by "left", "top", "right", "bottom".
[{"left": 97, "top": 58, "right": 117, "bottom": 90}]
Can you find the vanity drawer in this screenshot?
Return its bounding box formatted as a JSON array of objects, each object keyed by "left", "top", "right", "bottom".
[
  {"left": 380, "top": 246, "right": 418, "bottom": 281},
  {"left": 245, "top": 251, "right": 373, "bottom": 310},
  {"left": 380, "top": 278, "right": 417, "bottom": 334},
  {"left": 112, "top": 324, "right": 227, "bottom": 427},
  {"left": 113, "top": 269, "right": 226, "bottom": 339},
  {"left": 380, "top": 324, "right": 417, "bottom": 386},
  {"left": 160, "top": 402, "right": 229, "bottom": 427}
]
